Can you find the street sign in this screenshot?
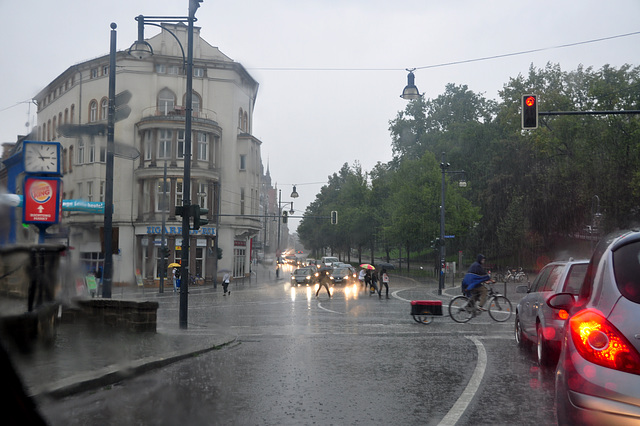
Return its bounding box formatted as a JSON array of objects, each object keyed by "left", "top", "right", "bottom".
[
  {"left": 444, "top": 235, "right": 455, "bottom": 239},
  {"left": 23, "top": 176, "right": 62, "bottom": 224}
]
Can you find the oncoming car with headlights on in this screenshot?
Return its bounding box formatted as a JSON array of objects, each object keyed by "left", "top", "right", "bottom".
[
  {"left": 329, "top": 267, "right": 358, "bottom": 285},
  {"left": 290, "top": 267, "right": 317, "bottom": 286}
]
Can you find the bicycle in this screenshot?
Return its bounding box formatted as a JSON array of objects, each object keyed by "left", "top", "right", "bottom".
[
  {"left": 502, "top": 266, "right": 528, "bottom": 283},
  {"left": 448, "top": 281, "right": 513, "bottom": 323}
]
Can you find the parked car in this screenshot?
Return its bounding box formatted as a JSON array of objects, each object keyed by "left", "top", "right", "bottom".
[
  {"left": 547, "top": 230, "right": 640, "bottom": 425},
  {"left": 514, "top": 258, "right": 589, "bottom": 366},
  {"left": 290, "top": 267, "right": 316, "bottom": 286}
]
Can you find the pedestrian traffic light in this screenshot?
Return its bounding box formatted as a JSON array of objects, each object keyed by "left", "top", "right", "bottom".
[
  {"left": 282, "top": 211, "right": 288, "bottom": 224},
  {"left": 191, "top": 204, "right": 209, "bottom": 230},
  {"left": 522, "top": 94, "right": 538, "bottom": 129},
  {"left": 331, "top": 211, "right": 338, "bottom": 225}
]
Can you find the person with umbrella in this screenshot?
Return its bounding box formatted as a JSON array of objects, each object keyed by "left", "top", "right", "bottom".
[{"left": 171, "top": 265, "right": 181, "bottom": 293}]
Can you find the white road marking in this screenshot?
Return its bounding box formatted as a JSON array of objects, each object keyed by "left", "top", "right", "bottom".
[{"left": 438, "top": 336, "right": 487, "bottom": 426}]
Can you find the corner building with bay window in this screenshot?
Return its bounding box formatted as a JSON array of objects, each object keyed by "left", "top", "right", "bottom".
[{"left": 32, "top": 23, "right": 263, "bottom": 285}]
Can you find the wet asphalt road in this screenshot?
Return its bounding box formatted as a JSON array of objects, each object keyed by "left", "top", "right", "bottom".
[{"left": 38, "top": 268, "right": 556, "bottom": 425}]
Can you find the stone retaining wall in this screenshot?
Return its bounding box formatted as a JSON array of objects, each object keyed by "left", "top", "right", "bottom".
[{"left": 73, "top": 299, "right": 159, "bottom": 332}]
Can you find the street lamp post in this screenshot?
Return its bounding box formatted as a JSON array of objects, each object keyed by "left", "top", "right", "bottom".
[
  {"left": 102, "top": 22, "right": 117, "bottom": 298},
  {"left": 276, "top": 187, "right": 298, "bottom": 264},
  {"left": 129, "top": 0, "right": 202, "bottom": 328}
]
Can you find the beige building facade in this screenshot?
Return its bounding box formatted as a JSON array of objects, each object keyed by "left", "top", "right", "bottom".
[{"left": 31, "top": 24, "right": 263, "bottom": 285}]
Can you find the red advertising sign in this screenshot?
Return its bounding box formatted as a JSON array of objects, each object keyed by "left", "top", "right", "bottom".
[{"left": 23, "top": 176, "right": 62, "bottom": 224}]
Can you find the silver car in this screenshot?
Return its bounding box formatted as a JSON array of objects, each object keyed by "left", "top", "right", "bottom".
[
  {"left": 548, "top": 230, "right": 640, "bottom": 425},
  {"left": 290, "top": 267, "right": 316, "bottom": 286},
  {"left": 515, "top": 259, "right": 588, "bottom": 366}
]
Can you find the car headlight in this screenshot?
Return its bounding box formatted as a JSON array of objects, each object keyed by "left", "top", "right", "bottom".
[{"left": 306, "top": 275, "right": 311, "bottom": 280}]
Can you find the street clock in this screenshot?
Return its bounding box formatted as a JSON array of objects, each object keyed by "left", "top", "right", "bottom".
[{"left": 23, "top": 141, "right": 61, "bottom": 175}]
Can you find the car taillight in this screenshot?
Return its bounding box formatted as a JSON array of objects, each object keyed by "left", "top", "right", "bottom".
[
  {"left": 569, "top": 309, "right": 640, "bottom": 375},
  {"left": 558, "top": 309, "right": 569, "bottom": 320}
]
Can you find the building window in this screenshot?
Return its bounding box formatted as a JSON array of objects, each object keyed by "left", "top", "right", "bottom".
[
  {"left": 100, "top": 98, "right": 108, "bottom": 120},
  {"left": 238, "top": 108, "right": 243, "bottom": 130},
  {"left": 77, "top": 182, "right": 83, "bottom": 199},
  {"left": 87, "top": 181, "right": 93, "bottom": 202},
  {"left": 175, "top": 179, "right": 184, "bottom": 208},
  {"left": 143, "top": 181, "right": 151, "bottom": 213},
  {"left": 239, "top": 154, "right": 246, "bottom": 170},
  {"left": 194, "top": 68, "right": 204, "bottom": 77},
  {"left": 89, "top": 100, "right": 98, "bottom": 122},
  {"left": 156, "top": 64, "right": 166, "bottom": 74},
  {"left": 69, "top": 146, "right": 74, "bottom": 172},
  {"left": 99, "top": 143, "right": 106, "bottom": 163},
  {"left": 77, "top": 140, "right": 85, "bottom": 164},
  {"left": 102, "top": 65, "right": 109, "bottom": 76},
  {"left": 240, "top": 188, "right": 245, "bottom": 215},
  {"left": 243, "top": 112, "right": 248, "bottom": 132},
  {"left": 194, "top": 247, "right": 204, "bottom": 277},
  {"left": 168, "top": 65, "right": 180, "bottom": 75},
  {"left": 80, "top": 252, "right": 104, "bottom": 275},
  {"left": 197, "top": 132, "right": 208, "bottom": 161},
  {"left": 158, "top": 89, "right": 175, "bottom": 115},
  {"left": 144, "top": 130, "right": 152, "bottom": 161},
  {"left": 177, "top": 130, "right": 185, "bottom": 159},
  {"left": 158, "top": 129, "right": 172, "bottom": 159},
  {"left": 89, "top": 139, "right": 95, "bottom": 163},
  {"left": 70, "top": 105, "right": 75, "bottom": 124},
  {"left": 91, "top": 68, "right": 98, "bottom": 79},
  {"left": 156, "top": 178, "right": 169, "bottom": 212},
  {"left": 198, "top": 183, "right": 207, "bottom": 209},
  {"left": 100, "top": 181, "right": 105, "bottom": 202}
]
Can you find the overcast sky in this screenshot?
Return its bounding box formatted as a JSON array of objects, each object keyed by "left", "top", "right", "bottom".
[{"left": 1, "top": 0, "right": 638, "bottom": 231}]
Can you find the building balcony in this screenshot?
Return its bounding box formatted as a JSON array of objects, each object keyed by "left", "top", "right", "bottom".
[{"left": 138, "top": 106, "right": 218, "bottom": 127}]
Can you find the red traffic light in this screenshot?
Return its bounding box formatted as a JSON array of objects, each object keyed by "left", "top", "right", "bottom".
[
  {"left": 522, "top": 94, "right": 538, "bottom": 129},
  {"left": 525, "top": 96, "right": 536, "bottom": 107}
]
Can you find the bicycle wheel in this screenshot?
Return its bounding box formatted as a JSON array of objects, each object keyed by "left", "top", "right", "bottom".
[
  {"left": 413, "top": 314, "right": 433, "bottom": 325},
  {"left": 488, "top": 295, "right": 513, "bottom": 322},
  {"left": 449, "top": 296, "right": 474, "bottom": 323}
]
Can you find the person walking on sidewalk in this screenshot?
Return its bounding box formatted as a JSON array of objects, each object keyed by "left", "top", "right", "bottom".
[
  {"left": 358, "top": 268, "right": 366, "bottom": 289},
  {"left": 380, "top": 268, "right": 390, "bottom": 298},
  {"left": 222, "top": 272, "right": 231, "bottom": 295}
]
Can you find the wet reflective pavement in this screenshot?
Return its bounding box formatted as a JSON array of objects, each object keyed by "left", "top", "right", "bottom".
[{"left": 6, "top": 266, "right": 556, "bottom": 425}]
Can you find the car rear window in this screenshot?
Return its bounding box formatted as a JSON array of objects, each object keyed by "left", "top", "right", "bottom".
[
  {"left": 613, "top": 240, "right": 640, "bottom": 304},
  {"left": 562, "top": 264, "right": 588, "bottom": 294}
]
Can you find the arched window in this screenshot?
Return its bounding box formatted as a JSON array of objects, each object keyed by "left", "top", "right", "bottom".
[
  {"left": 89, "top": 100, "right": 98, "bottom": 122},
  {"left": 238, "top": 108, "right": 243, "bottom": 130},
  {"left": 158, "top": 88, "right": 175, "bottom": 115},
  {"left": 100, "top": 98, "right": 108, "bottom": 120},
  {"left": 243, "top": 112, "right": 248, "bottom": 132},
  {"left": 189, "top": 92, "right": 201, "bottom": 116},
  {"left": 64, "top": 108, "right": 69, "bottom": 124},
  {"left": 52, "top": 116, "right": 57, "bottom": 139},
  {"left": 70, "top": 105, "right": 75, "bottom": 124}
]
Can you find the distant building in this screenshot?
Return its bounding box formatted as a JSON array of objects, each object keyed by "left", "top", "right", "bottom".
[{"left": 17, "top": 23, "right": 265, "bottom": 285}]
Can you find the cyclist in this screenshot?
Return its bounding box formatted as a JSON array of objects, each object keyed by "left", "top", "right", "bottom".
[{"left": 462, "top": 254, "right": 492, "bottom": 311}]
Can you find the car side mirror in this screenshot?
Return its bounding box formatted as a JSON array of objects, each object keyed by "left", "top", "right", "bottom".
[
  {"left": 547, "top": 292, "right": 576, "bottom": 311},
  {"left": 515, "top": 285, "right": 528, "bottom": 294}
]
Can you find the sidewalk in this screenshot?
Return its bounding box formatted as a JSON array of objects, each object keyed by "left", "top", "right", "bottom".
[{"left": 1, "top": 286, "right": 238, "bottom": 401}]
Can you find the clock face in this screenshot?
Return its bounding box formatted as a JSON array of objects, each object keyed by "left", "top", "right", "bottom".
[{"left": 24, "top": 142, "right": 60, "bottom": 173}]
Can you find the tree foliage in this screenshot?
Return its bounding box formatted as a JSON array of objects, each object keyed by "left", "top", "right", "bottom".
[{"left": 298, "top": 63, "right": 640, "bottom": 267}]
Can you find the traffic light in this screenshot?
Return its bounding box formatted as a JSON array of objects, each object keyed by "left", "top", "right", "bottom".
[
  {"left": 161, "top": 246, "right": 171, "bottom": 258},
  {"left": 192, "top": 204, "right": 209, "bottom": 230},
  {"left": 175, "top": 205, "right": 185, "bottom": 217},
  {"left": 282, "top": 210, "right": 288, "bottom": 224},
  {"left": 331, "top": 211, "right": 338, "bottom": 225},
  {"left": 522, "top": 94, "right": 538, "bottom": 129}
]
